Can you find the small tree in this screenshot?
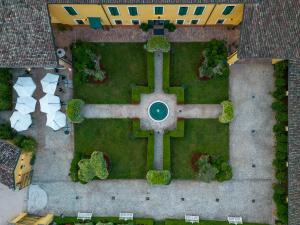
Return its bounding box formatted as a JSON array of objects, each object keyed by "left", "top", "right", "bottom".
[
  {"left": 84, "top": 50, "right": 106, "bottom": 82},
  {"left": 146, "top": 36, "right": 170, "bottom": 53},
  {"left": 198, "top": 155, "right": 218, "bottom": 183},
  {"left": 66, "top": 99, "right": 85, "bottom": 123}
]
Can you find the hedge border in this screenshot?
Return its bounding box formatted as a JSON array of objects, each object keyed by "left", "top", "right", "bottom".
[
  {"left": 163, "top": 120, "right": 185, "bottom": 170},
  {"left": 54, "top": 216, "right": 153, "bottom": 225},
  {"left": 132, "top": 119, "right": 155, "bottom": 171}
]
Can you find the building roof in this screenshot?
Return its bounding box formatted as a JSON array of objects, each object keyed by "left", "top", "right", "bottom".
[
  {"left": 288, "top": 60, "right": 300, "bottom": 225},
  {"left": 0, "top": 141, "right": 21, "bottom": 189},
  {"left": 47, "top": 0, "right": 260, "bottom": 4},
  {"left": 0, "top": 0, "right": 57, "bottom": 68},
  {"left": 239, "top": 0, "right": 300, "bottom": 60}
]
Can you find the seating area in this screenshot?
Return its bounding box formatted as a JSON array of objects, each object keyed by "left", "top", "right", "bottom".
[{"left": 10, "top": 72, "right": 69, "bottom": 132}]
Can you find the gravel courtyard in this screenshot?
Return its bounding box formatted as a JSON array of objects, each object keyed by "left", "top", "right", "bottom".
[{"left": 28, "top": 61, "right": 275, "bottom": 224}]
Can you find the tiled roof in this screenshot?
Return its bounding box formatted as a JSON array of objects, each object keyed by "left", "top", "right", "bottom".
[
  {"left": 48, "top": 0, "right": 260, "bottom": 4},
  {"left": 239, "top": 0, "right": 300, "bottom": 60},
  {"left": 288, "top": 60, "right": 300, "bottom": 225},
  {"left": 0, "top": 141, "right": 20, "bottom": 189},
  {"left": 0, "top": 0, "right": 57, "bottom": 68}
]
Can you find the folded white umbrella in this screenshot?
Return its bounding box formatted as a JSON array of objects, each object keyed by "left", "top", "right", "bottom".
[
  {"left": 13, "top": 77, "right": 36, "bottom": 97},
  {"left": 41, "top": 73, "right": 59, "bottom": 94},
  {"left": 15, "top": 96, "right": 37, "bottom": 114},
  {"left": 39, "top": 94, "right": 61, "bottom": 114},
  {"left": 46, "top": 111, "right": 66, "bottom": 131},
  {"left": 10, "top": 111, "right": 32, "bottom": 132}
]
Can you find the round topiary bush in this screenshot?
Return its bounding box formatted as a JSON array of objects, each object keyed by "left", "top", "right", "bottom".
[
  {"left": 219, "top": 100, "right": 234, "bottom": 123},
  {"left": 146, "top": 170, "right": 171, "bottom": 185},
  {"left": 66, "top": 99, "right": 85, "bottom": 123},
  {"left": 145, "top": 36, "right": 171, "bottom": 53}
]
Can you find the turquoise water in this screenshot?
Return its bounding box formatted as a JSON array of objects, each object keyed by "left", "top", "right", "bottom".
[{"left": 149, "top": 101, "right": 169, "bottom": 121}]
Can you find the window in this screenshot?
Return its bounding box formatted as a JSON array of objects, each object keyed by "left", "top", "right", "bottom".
[
  {"left": 191, "top": 19, "right": 199, "bottom": 25},
  {"left": 132, "top": 20, "right": 139, "bottom": 25},
  {"left": 176, "top": 20, "right": 184, "bottom": 25},
  {"left": 108, "top": 7, "right": 119, "bottom": 16},
  {"left": 223, "top": 6, "right": 235, "bottom": 15},
  {"left": 128, "top": 6, "right": 138, "bottom": 16},
  {"left": 64, "top": 6, "right": 77, "bottom": 16},
  {"left": 217, "top": 19, "right": 225, "bottom": 24},
  {"left": 194, "top": 6, "right": 205, "bottom": 15},
  {"left": 114, "top": 20, "right": 122, "bottom": 25},
  {"left": 154, "top": 6, "right": 164, "bottom": 15},
  {"left": 178, "top": 6, "right": 188, "bottom": 16},
  {"left": 75, "top": 19, "right": 85, "bottom": 25}
]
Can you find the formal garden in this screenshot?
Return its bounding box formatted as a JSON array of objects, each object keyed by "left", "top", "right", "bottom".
[{"left": 69, "top": 38, "right": 233, "bottom": 184}]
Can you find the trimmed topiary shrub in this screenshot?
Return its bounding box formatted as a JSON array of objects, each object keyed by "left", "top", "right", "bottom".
[
  {"left": 219, "top": 100, "right": 234, "bottom": 123},
  {"left": 164, "top": 23, "right": 176, "bottom": 32},
  {"left": 145, "top": 36, "right": 170, "bottom": 53},
  {"left": 146, "top": 170, "right": 171, "bottom": 185},
  {"left": 78, "top": 151, "right": 109, "bottom": 183},
  {"left": 140, "top": 22, "right": 150, "bottom": 32},
  {"left": 272, "top": 101, "right": 287, "bottom": 112},
  {"left": 66, "top": 99, "right": 85, "bottom": 123}
]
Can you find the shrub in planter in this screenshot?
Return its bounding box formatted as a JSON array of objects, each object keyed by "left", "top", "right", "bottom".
[
  {"left": 146, "top": 170, "right": 171, "bottom": 185},
  {"left": 219, "top": 100, "right": 234, "bottom": 123},
  {"left": 198, "top": 155, "right": 219, "bottom": 183},
  {"left": 272, "top": 88, "right": 286, "bottom": 100},
  {"left": 274, "top": 61, "right": 288, "bottom": 78},
  {"left": 78, "top": 151, "right": 109, "bottom": 183},
  {"left": 273, "top": 159, "right": 287, "bottom": 172},
  {"left": 164, "top": 23, "right": 176, "bottom": 32},
  {"left": 272, "top": 101, "right": 287, "bottom": 112},
  {"left": 275, "top": 78, "right": 286, "bottom": 88},
  {"left": 66, "top": 99, "right": 85, "bottom": 123},
  {"left": 0, "top": 123, "right": 14, "bottom": 139},
  {"left": 275, "top": 113, "right": 288, "bottom": 123},
  {"left": 276, "top": 133, "right": 288, "bottom": 143},
  {"left": 273, "top": 123, "right": 286, "bottom": 134},
  {"left": 140, "top": 23, "right": 150, "bottom": 31},
  {"left": 145, "top": 36, "right": 170, "bottom": 53},
  {"left": 276, "top": 150, "right": 287, "bottom": 161},
  {"left": 275, "top": 171, "right": 287, "bottom": 183},
  {"left": 199, "top": 39, "right": 229, "bottom": 79},
  {"left": 276, "top": 142, "right": 287, "bottom": 154}
]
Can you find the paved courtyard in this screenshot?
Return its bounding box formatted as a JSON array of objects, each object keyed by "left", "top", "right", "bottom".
[{"left": 27, "top": 61, "right": 275, "bottom": 224}]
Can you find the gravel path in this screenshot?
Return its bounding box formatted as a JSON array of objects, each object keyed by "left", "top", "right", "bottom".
[{"left": 154, "top": 131, "right": 164, "bottom": 170}]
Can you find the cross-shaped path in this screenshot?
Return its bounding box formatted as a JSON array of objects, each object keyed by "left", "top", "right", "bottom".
[{"left": 82, "top": 51, "right": 221, "bottom": 169}]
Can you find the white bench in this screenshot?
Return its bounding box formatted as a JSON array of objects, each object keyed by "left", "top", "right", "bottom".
[
  {"left": 119, "top": 212, "right": 133, "bottom": 221},
  {"left": 185, "top": 215, "right": 199, "bottom": 224},
  {"left": 77, "top": 212, "right": 93, "bottom": 221},
  {"left": 227, "top": 216, "right": 243, "bottom": 224}
]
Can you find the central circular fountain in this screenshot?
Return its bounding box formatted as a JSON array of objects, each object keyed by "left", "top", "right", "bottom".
[{"left": 148, "top": 101, "right": 169, "bottom": 122}]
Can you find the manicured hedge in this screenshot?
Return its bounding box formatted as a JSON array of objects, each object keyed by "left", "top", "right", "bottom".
[
  {"left": 271, "top": 60, "right": 288, "bottom": 225},
  {"left": 146, "top": 170, "right": 171, "bottom": 185},
  {"left": 131, "top": 52, "right": 154, "bottom": 104},
  {"left": 66, "top": 99, "right": 85, "bottom": 123},
  {"left": 163, "top": 52, "right": 185, "bottom": 104},
  {"left": 132, "top": 119, "right": 155, "bottom": 170},
  {"left": 165, "top": 219, "right": 268, "bottom": 225},
  {"left": 0, "top": 69, "right": 12, "bottom": 111},
  {"left": 54, "top": 216, "right": 153, "bottom": 225},
  {"left": 219, "top": 100, "right": 234, "bottom": 123},
  {"left": 146, "top": 36, "right": 171, "bottom": 53},
  {"left": 163, "top": 120, "right": 184, "bottom": 170}
]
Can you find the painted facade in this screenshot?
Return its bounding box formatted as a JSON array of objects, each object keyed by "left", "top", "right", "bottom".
[
  {"left": 14, "top": 152, "right": 33, "bottom": 189},
  {"left": 48, "top": 4, "right": 244, "bottom": 27}
]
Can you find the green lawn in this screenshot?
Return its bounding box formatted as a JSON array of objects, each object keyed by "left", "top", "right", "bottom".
[
  {"left": 170, "top": 43, "right": 229, "bottom": 104},
  {"left": 171, "top": 119, "right": 229, "bottom": 179},
  {"left": 74, "top": 119, "right": 148, "bottom": 179},
  {"left": 73, "top": 43, "right": 148, "bottom": 104}
]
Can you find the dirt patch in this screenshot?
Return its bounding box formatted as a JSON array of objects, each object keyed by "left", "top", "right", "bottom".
[{"left": 191, "top": 152, "right": 207, "bottom": 172}]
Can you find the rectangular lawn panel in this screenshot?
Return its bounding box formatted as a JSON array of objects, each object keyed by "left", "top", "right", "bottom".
[
  {"left": 171, "top": 119, "right": 229, "bottom": 179},
  {"left": 75, "top": 119, "right": 148, "bottom": 179},
  {"left": 170, "top": 43, "right": 229, "bottom": 104},
  {"left": 73, "top": 43, "right": 148, "bottom": 104}
]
